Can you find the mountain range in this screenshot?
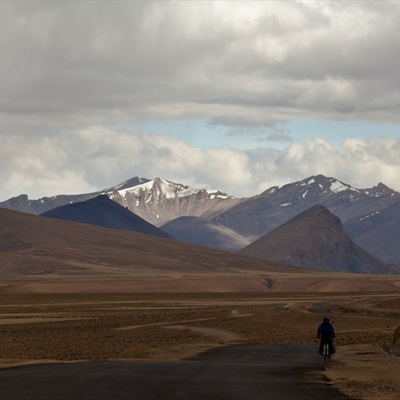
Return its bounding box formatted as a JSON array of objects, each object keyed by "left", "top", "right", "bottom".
[
  {"left": 0, "top": 177, "right": 241, "bottom": 227},
  {"left": 0, "top": 207, "right": 309, "bottom": 292},
  {"left": 2, "top": 174, "right": 400, "bottom": 269}
]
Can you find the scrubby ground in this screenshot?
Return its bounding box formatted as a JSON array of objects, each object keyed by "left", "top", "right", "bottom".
[{"left": 0, "top": 292, "right": 399, "bottom": 399}]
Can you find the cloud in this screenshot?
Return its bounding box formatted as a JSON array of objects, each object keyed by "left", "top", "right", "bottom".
[
  {"left": 2, "top": 1, "right": 400, "bottom": 135},
  {"left": 2, "top": 127, "right": 400, "bottom": 201},
  {"left": 266, "top": 137, "right": 400, "bottom": 192}
]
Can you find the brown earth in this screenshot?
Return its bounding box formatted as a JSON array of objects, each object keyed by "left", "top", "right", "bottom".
[
  {"left": 0, "top": 291, "right": 400, "bottom": 400},
  {"left": 3, "top": 207, "right": 400, "bottom": 294},
  {"left": 2, "top": 208, "right": 400, "bottom": 399}
]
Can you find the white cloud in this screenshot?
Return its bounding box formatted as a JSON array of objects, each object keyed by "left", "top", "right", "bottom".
[
  {"left": 2, "top": 128, "right": 400, "bottom": 201},
  {"left": 202, "top": 147, "right": 252, "bottom": 189}
]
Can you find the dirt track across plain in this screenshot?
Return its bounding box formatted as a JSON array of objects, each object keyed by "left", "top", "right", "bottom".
[{"left": 0, "top": 344, "right": 354, "bottom": 400}]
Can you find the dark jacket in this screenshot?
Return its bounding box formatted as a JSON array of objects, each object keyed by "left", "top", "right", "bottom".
[{"left": 317, "top": 318, "right": 335, "bottom": 339}]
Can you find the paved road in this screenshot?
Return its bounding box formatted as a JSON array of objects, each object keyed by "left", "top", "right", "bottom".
[{"left": 0, "top": 344, "right": 355, "bottom": 400}]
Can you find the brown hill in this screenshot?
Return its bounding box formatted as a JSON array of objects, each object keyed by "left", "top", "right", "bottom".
[
  {"left": 0, "top": 207, "right": 308, "bottom": 291},
  {"left": 239, "top": 205, "right": 392, "bottom": 274},
  {"left": 2, "top": 207, "right": 399, "bottom": 293}
]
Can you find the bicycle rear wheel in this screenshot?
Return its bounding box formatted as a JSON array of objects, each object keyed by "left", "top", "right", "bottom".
[{"left": 323, "top": 344, "right": 329, "bottom": 362}]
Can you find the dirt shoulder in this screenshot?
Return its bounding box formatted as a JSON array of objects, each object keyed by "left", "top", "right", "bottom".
[{"left": 324, "top": 344, "right": 400, "bottom": 400}]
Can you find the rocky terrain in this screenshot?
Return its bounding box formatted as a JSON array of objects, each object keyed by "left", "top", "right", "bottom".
[{"left": 393, "top": 325, "right": 400, "bottom": 355}]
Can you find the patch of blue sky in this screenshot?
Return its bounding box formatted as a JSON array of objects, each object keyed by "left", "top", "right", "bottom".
[
  {"left": 111, "top": 118, "right": 400, "bottom": 151},
  {"left": 286, "top": 119, "right": 400, "bottom": 148},
  {"left": 112, "top": 119, "right": 268, "bottom": 150}
]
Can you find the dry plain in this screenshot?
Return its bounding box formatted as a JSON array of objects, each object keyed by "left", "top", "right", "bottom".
[
  {"left": 2, "top": 209, "right": 400, "bottom": 399},
  {"left": 1, "top": 289, "right": 400, "bottom": 400}
]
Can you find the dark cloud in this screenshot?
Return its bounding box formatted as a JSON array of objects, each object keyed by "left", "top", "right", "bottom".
[{"left": 2, "top": 1, "right": 400, "bottom": 132}]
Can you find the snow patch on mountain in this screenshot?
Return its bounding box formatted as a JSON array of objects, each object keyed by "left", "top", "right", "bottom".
[
  {"left": 360, "top": 211, "right": 380, "bottom": 221},
  {"left": 111, "top": 178, "right": 233, "bottom": 203},
  {"left": 297, "top": 175, "right": 360, "bottom": 195},
  {"left": 329, "top": 179, "right": 359, "bottom": 194},
  {"left": 117, "top": 178, "right": 203, "bottom": 199},
  {"left": 104, "top": 177, "right": 149, "bottom": 192}
]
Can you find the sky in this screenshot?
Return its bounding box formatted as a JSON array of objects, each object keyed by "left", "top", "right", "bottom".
[{"left": 1, "top": 0, "right": 400, "bottom": 201}]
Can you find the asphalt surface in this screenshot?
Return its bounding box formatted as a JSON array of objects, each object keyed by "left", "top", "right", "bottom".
[{"left": 0, "top": 344, "right": 355, "bottom": 400}]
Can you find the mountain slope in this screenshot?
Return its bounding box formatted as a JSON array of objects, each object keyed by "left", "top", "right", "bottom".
[
  {"left": 344, "top": 201, "right": 400, "bottom": 264},
  {"left": 108, "top": 177, "right": 242, "bottom": 227},
  {"left": 40, "top": 195, "right": 171, "bottom": 239},
  {"left": 215, "top": 175, "right": 400, "bottom": 239},
  {"left": 215, "top": 174, "right": 400, "bottom": 263},
  {"left": 0, "top": 207, "right": 304, "bottom": 287},
  {"left": 2, "top": 173, "right": 400, "bottom": 263},
  {"left": 161, "top": 216, "right": 251, "bottom": 252},
  {"left": 0, "top": 176, "right": 242, "bottom": 227},
  {"left": 0, "top": 177, "right": 151, "bottom": 215},
  {"left": 0, "top": 192, "right": 99, "bottom": 215},
  {"left": 239, "top": 205, "right": 392, "bottom": 274}
]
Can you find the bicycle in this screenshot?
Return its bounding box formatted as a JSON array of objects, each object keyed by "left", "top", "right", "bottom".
[
  {"left": 322, "top": 340, "right": 330, "bottom": 362},
  {"left": 318, "top": 336, "right": 334, "bottom": 362}
]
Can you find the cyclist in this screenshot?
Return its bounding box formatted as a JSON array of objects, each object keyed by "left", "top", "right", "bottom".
[{"left": 317, "top": 317, "right": 335, "bottom": 355}]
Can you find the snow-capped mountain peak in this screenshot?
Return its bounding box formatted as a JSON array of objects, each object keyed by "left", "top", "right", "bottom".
[
  {"left": 112, "top": 177, "right": 228, "bottom": 200},
  {"left": 297, "top": 175, "right": 359, "bottom": 194},
  {"left": 106, "top": 177, "right": 239, "bottom": 227},
  {"left": 327, "top": 178, "right": 359, "bottom": 194},
  {"left": 103, "top": 176, "right": 150, "bottom": 192}
]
